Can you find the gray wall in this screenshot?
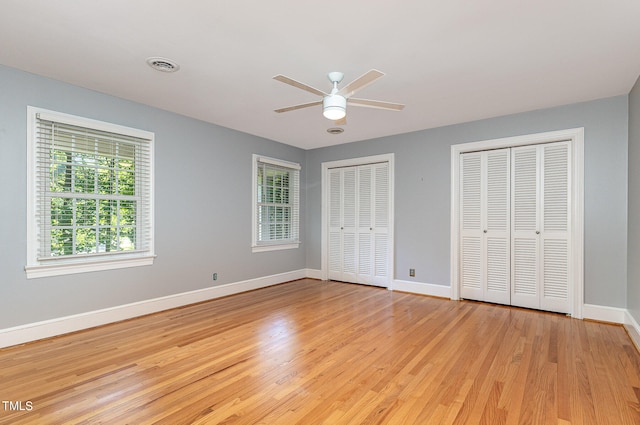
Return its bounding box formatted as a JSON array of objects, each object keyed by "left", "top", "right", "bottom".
[
  {"left": 305, "top": 96, "right": 629, "bottom": 308},
  {"left": 629, "top": 75, "right": 640, "bottom": 322},
  {"left": 0, "top": 65, "right": 306, "bottom": 328},
  {"left": 0, "top": 63, "right": 632, "bottom": 331}
]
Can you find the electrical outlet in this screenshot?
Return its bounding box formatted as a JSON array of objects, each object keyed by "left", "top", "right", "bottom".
[
  {"left": 409, "top": 268, "right": 415, "bottom": 277},
  {"left": 213, "top": 273, "right": 218, "bottom": 281}
]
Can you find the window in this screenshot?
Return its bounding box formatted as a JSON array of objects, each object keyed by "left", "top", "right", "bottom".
[
  {"left": 252, "top": 155, "right": 300, "bottom": 252},
  {"left": 26, "top": 107, "right": 154, "bottom": 278}
]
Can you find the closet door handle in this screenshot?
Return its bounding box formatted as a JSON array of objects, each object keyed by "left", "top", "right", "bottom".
[
  {"left": 483, "top": 230, "right": 487, "bottom": 233},
  {"left": 536, "top": 231, "right": 540, "bottom": 234}
]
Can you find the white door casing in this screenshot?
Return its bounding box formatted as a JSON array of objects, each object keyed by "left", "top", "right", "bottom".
[
  {"left": 451, "top": 129, "right": 584, "bottom": 318},
  {"left": 322, "top": 154, "right": 394, "bottom": 288}
]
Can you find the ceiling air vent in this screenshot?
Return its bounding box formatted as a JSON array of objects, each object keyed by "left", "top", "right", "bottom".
[
  {"left": 327, "top": 127, "right": 344, "bottom": 135},
  {"left": 146, "top": 57, "right": 180, "bottom": 73}
]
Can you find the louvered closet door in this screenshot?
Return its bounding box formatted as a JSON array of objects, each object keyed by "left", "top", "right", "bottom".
[
  {"left": 358, "top": 165, "right": 373, "bottom": 284},
  {"left": 540, "top": 142, "right": 570, "bottom": 313},
  {"left": 341, "top": 168, "right": 358, "bottom": 282},
  {"left": 511, "top": 142, "right": 570, "bottom": 313},
  {"left": 460, "top": 149, "right": 510, "bottom": 304},
  {"left": 460, "top": 152, "right": 483, "bottom": 301},
  {"left": 370, "top": 163, "right": 390, "bottom": 286},
  {"left": 511, "top": 146, "right": 539, "bottom": 310},
  {"left": 328, "top": 167, "right": 357, "bottom": 282},
  {"left": 328, "top": 163, "right": 390, "bottom": 287},
  {"left": 328, "top": 169, "right": 343, "bottom": 281},
  {"left": 484, "top": 149, "right": 511, "bottom": 304}
]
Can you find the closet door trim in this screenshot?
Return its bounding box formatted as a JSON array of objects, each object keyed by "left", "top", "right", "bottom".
[
  {"left": 321, "top": 153, "right": 395, "bottom": 288},
  {"left": 451, "top": 128, "right": 584, "bottom": 318}
]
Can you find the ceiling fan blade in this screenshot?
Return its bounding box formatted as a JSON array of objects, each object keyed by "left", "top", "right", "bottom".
[
  {"left": 337, "top": 69, "right": 385, "bottom": 98},
  {"left": 273, "top": 75, "right": 328, "bottom": 97},
  {"left": 334, "top": 116, "right": 347, "bottom": 125},
  {"left": 274, "top": 100, "right": 322, "bottom": 113},
  {"left": 348, "top": 98, "right": 405, "bottom": 111}
]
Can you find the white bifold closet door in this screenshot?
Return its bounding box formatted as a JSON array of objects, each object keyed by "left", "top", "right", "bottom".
[
  {"left": 328, "top": 162, "right": 389, "bottom": 287},
  {"left": 460, "top": 148, "right": 511, "bottom": 305},
  {"left": 459, "top": 142, "right": 570, "bottom": 314},
  {"left": 511, "top": 142, "right": 570, "bottom": 313}
]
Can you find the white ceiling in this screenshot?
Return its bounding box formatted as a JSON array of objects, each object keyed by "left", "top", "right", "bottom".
[{"left": 1, "top": 1, "right": 640, "bottom": 150}]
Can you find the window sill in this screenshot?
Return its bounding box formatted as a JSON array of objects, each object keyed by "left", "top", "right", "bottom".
[
  {"left": 25, "top": 254, "right": 156, "bottom": 279},
  {"left": 252, "top": 242, "right": 300, "bottom": 253}
]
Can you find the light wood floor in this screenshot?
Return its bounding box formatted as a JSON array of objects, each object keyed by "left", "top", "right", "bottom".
[{"left": 2, "top": 279, "right": 640, "bottom": 424}]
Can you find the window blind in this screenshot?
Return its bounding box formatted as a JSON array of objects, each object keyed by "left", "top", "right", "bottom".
[
  {"left": 35, "top": 114, "right": 152, "bottom": 261},
  {"left": 256, "top": 160, "right": 299, "bottom": 245}
]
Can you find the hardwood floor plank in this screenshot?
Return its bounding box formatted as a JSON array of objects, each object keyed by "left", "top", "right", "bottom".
[
  {"left": 479, "top": 381, "right": 507, "bottom": 425},
  {"left": 2, "top": 280, "right": 640, "bottom": 424}
]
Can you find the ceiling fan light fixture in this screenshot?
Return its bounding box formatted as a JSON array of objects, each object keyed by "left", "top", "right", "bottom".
[
  {"left": 322, "top": 94, "right": 347, "bottom": 120},
  {"left": 273, "top": 69, "right": 404, "bottom": 122},
  {"left": 323, "top": 106, "right": 346, "bottom": 121}
]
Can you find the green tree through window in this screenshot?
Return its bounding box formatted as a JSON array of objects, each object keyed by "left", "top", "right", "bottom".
[{"left": 48, "top": 129, "right": 139, "bottom": 256}]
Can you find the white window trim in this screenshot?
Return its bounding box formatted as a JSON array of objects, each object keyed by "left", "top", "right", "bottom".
[
  {"left": 251, "top": 154, "right": 301, "bottom": 253},
  {"left": 26, "top": 106, "right": 155, "bottom": 278}
]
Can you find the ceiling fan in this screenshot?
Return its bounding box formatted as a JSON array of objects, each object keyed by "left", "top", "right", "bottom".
[{"left": 273, "top": 69, "right": 405, "bottom": 125}]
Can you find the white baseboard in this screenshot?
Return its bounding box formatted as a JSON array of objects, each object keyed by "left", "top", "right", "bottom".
[
  {"left": 624, "top": 311, "right": 640, "bottom": 353},
  {"left": 305, "top": 268, "right": 323, "bottom": 280},
  {"left": 392, "top": 279, "right": 451, "bottom": 298},
  {"left": 0, "top": 269, "right": 309, "bottom": 349},
  {"left": 625, "top": 310, "right": 640, "bottom": 334},
  {"left": 582, "top": 303, "right": 627, "bottom": 323}
]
